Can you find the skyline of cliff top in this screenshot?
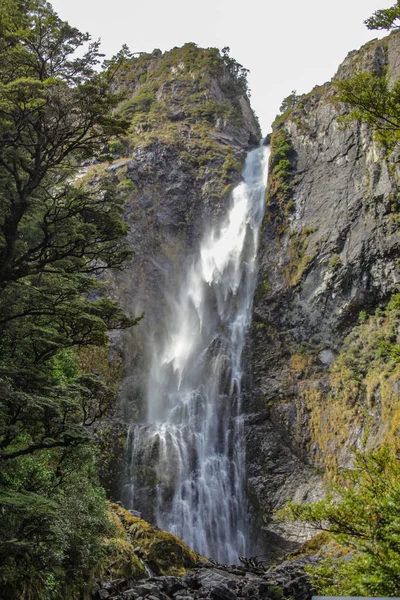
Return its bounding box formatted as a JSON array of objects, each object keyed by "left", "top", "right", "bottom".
[{"left": 51, "top": 0, "right": 385, "bottom": 134}]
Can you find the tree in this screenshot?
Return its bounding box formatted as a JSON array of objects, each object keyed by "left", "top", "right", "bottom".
[
  {"left": 334, "top": 72, "right": 400, "bottom": 148},
  {"left": 333, "top": 2, "right": 400, "bottom": 148},
  {"left": 365, "top": 1, "right": 400, "bottom": 30},
  {"left": 0, "top": 1, "right": 136, "bottom": 597},
  {"left": 221, "top": 46, "right": 250, "bottom": 95},
  {"left": 279, "top": 448, "right": 400, "bottom": 596},
  {"left": 0, "top": 0, "right": 136, "bottom": 459},
  {"left": 279, "top": 90, "right": 300, "bottom": 114}
]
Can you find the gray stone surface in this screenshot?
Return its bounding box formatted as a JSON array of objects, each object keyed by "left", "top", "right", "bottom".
[
  {"left": 93, "top": 558, "right": 316, "bottom": 600},
  {"left": 101, "top": 34, "right": 400, "bottom": 563},
  {"left": 248, "top": 30, "right": 400, "bottom": 550},
  {"left": 100, "top": 50, "right": 261, "bottom": 509}
]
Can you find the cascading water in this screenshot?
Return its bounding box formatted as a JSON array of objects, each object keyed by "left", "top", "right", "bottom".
[{"left": 125, "top": 145, "right": 269, "bottom": 563}]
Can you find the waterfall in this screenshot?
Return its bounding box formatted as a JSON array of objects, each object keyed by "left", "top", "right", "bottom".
[{"left": 125, "top": 145, "right": 269, "bottom": 563}]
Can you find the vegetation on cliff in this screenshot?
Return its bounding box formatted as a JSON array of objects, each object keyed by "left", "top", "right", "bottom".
[
  {"left": 281, "top": 447, "right": 400, "bottom": 596},
  {"left": 101, "top": 42, "right": 259, "bottom": 201},
  {"left": 108, "top": 504, "right": 199, "bottom": 577},
  {"left": 300, "top": 295, "right": 400, "bottom": 471},
  {"left": 265, "top": 127, "right": 295, "bottom": 217},
  {"left": 334, "top": 1, "right": 400, "bottom": 148},
  {"left": 267, "top": 4, "right": 400, "bottom": 594},
  {"left": 268, "top": 1, "right": 400, "bottom": 468},
  {"left": 113, "top": 43, "right": 255, "bottom": 148}
]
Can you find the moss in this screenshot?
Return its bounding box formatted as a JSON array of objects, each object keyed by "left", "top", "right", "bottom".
[
  {"left": 287, "top": 531, "right": 332, "bottom": 560},
  {"left": 110, "top": 503, "right": 200, "bottom": 577},
  {"left": 255, "top": 275, "right": 272, "bottom": 301},
  {"left": 121, "top": 88, "right": 156, "bottom": 117},
  {"left": 108, "top": 140, "right": 124, "bottom": 156},
  {"left": 283, "top": 228, "right": 315, "bottom": 287},
  {"left": 265, "top": 127, "right": 295, "bottom": 214},
  {"left": 222, "top": 152, "right": 242, "bottom": 179},
  {"left": 96, "top": 509, "right": 147, "bottom": 582},
  {"left": 301, "top": 294, "right": 400, "bottom": 472},
  {"left": 117, "top": 178, "right": 136, "bottom": 191},
  {"left": 290, "top": 352, "right": 313, "bottom": 377},
  {"left": 101, "top": 538, "right": 147, "bottom": 580},
  {"left": 328, "top": 253, "right": 342, "bottom": 270},
  {"left": 268, "top": 586, "right": 285, "bottom": 600}
]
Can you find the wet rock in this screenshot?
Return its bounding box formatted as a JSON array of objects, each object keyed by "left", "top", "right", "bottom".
[
  {"left": 157, "top": 575, "right": 188, "bottom": 595},
  {"left": 265, "top": 557, "right": 317, "bottom": 600},
  {"left": 93, "top": 551, "right": 319, "bottom": 600},
  {"left": 210, "top": 584, "right": 237, "bottom": 600},
  {"left": 183, "top": 567, "right": 242, "bottom": 593},
  {"left": 123, "top": 582, "right": 169, "bottom": 599}
]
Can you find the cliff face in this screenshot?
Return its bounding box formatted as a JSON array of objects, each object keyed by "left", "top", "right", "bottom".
[
  {"left": 248, "top": 31, "right": 400, "bottom": 547},
  {"left": 93, "top": 44, "right": 261, "bottom": 498},
  {"left": 99, "top": 36, "right": 400, "bottom": 556}
]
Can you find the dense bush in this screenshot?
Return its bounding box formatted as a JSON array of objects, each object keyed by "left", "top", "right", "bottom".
[
  {"left": 280, "top": 447, "right": 400, "bottom": 596},
  {"left": 0, "top": 0, "right": 134, "bottom": 596}
]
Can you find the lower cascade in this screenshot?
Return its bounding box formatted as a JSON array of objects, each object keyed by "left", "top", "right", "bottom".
[{"left": 125, "top": 146, "right": 269, "bottom": 563}]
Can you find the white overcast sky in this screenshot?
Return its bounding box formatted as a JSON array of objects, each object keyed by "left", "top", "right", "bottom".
[{"left": 51, "top": 0, "right": 386, "bottom": 134}]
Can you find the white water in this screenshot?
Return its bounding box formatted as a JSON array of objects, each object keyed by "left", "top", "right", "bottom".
[{"left": 125, "top": 146, "right": 269, "bottom": 563}]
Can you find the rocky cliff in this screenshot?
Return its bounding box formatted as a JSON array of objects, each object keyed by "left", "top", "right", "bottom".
[
  {"left": 91, "top": 44, "right": 261, "bottom": 500},
  {"left": 248, "top": 30, "right": 400, "bottom": 549},
  {"left": 96, "top": 34, "right": 400, "bottom": 559}
]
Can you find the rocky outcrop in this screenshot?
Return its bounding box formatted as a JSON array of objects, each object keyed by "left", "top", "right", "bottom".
[
  {"left": 248, "top": 31, "right": 400, "bottom": 545},
  {"left": 92, "top": 504, "right": 318, "bottom": 600},
  {"left": 92, "top": 45, "right": 261, "bottom": 500},
  {"left": 93, "top": 554, "right": 317, "bottom": 600},
  {"left": 98, "top": 35, "right": 400, "bottom": 561}
]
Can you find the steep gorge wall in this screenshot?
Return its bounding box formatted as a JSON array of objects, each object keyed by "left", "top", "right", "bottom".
[
  {"left": 98, "top": 35, "right": 400, "bottom": 557},
  {"left": 92, "top": 44, "right": 261, "bottom": 501},
  {"left": 248, "top": 31, "right": 400, "bottom": 548}
]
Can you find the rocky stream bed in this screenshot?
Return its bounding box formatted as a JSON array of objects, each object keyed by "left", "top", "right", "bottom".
[{"left": 93, "top": 554, "right": 316, "bottom": 600}]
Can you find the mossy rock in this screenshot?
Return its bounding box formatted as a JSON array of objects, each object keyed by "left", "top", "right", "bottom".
[
  {"left": 110, "top": 503, "right": 200, "bottom": 576},
  {"left": 96, "top": 510, "right": 147, "bottom": 582},
  {"left": 288, "top": 531, "right": 331, "bottom": 559},
  {"left": 101, "top": 538, "right": 147, "bottom": 580}
]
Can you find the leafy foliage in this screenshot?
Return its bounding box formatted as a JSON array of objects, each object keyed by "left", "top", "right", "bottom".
[
  {"left": 333, "top": 2, "right": 400, "bottom": 148},
  {"left": 1, "top": 447, "right": 114, "bottom": 599},
  {"left": 0, "top": 0, "right": 135, "bottom": 459},
  {"left": 279, "top": 448, "right": 400, "bottom": 596},
  {"left": 0, "top": 1, "right": 136, "bottom": 597},
  {"left": 279, "top": 90, "right": 300, "bottom": 114},
  {"left": 365, "top": 1, "right": 400, "bottom": 30},
  {"left": 221, "top": 46, "right": 250, "bottom": 95},
  {"left": 335, "top": 72, "right": 400, "bottom": 148}
]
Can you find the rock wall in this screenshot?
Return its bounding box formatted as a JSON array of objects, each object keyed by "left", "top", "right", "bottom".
[
  {"left": 98, "top": 35, "right": 400, "bottom": 557},
  {"left": 248, "top": 31, "right": 400, "bottom": 548},
  {"left": 93, "top": 45, "right": 261, "bottom": 499}
]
